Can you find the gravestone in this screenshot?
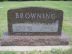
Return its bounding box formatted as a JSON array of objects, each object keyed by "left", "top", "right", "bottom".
[
  {"left": 1, "top": 7, "right": 69, "bottom": 46},
  {"left": 8, "top": 7, "right": 63, "bottom": 36}
]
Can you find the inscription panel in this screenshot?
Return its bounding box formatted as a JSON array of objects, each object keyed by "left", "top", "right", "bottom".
[{"left": 12, "top": 20, "right": 58, "bottom": 32}]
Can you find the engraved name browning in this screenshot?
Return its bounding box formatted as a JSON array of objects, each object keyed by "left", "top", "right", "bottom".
[{"left": 16, "top": 12, "right": 57, "bottom": 20}]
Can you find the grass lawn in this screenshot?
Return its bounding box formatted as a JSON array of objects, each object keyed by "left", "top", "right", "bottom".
[
  {"left": 0, "top": 48, "right": 72, "bottom": 54},
  {"left": 0, "top": 51, "right": 16, "bottom": 54},
  {"left": 0, "top": 1, "right": 72, "bottom": 45}
]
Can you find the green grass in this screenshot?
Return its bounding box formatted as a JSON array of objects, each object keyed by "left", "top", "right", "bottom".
[
  {"left": 0, "top": 1, "right": 72, "bottom": 44},
  {"left": 0, "top": 51, "right": 16, "bottom": 54},
  {"left": 0, "top": 48, "right": 72, "bottom": 54}
]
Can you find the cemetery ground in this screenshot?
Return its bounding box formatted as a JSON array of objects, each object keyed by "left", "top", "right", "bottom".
[
  {"left": 0, "top": 1, "right": 72, "bottom": 45},
  {"left": 0, "top": 48, "right": 72, "bottom": 54}
]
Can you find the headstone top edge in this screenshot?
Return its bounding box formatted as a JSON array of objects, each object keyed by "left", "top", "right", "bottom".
[{"left": 7, "top": 7, "right": 63, "bottom": 12}]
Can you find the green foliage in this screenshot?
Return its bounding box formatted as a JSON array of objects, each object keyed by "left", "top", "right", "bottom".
[
  {"left": 51, "top": 49, "right": 62, "bottom": 54},
  {"left": 0, "top": 48, "right": 72, "bottom": 54},
  {"left": 27, "top": 51, "right": 38, "bottom": 54},
  {"left": 0, "top": 51, "right": 16, "bottom": 54},
  {"left": 0, "top": 0, "right": 72, "bottom": 1},
  {"left": 63, "top": 48, "right": 72, "bottom": 54},
  {"left": 0, "top": 0, "right": 3, "bottom": 1}
]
